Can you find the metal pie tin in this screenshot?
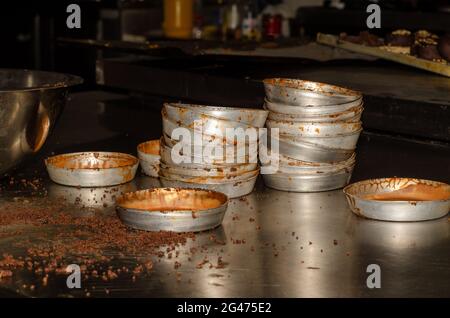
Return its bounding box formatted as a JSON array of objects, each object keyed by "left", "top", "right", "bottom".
[
  {"left": 344, "top": 178, "right": 450, "bottom": 221},
  {"left": 116, "top": 188, "right": 229, "bottom": 232},
  {"left": 45, "top": 152, "right": 139, "bottom": 187}
]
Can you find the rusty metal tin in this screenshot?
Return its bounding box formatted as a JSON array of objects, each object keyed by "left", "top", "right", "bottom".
[
  {"left": 116, "top": 188, "right": 228, "bottom": 232},
  {"left": 276, "top": 153, "right": 356, "bottom": 174},
  {"left": 343, "top": 178, "right": 450, "bottom": 221},
  {"left": 162, "top": 133, "right": 256, "bottom": 164},
  {"left": 162, "top": 112, "right": 258, "bottom": 146},
  {"left": 159, "top": 175, "right": 258, "bottom": 199},
  {"left": 264, "top": 98, "right": 363, "bottom": 116},
  {"left": 266, "top": 119, "right": 362, "bottom": 137},
  {"left": 164, "top": 102, "right": 268, "bottom": 128},
  {"left": 45, "top": 152, "right": 139, "bottom": 187},
  {"left": 160, "top": 139, "right": 258, "bottom": 167},
  {"left": 261, "top": 134, "right": 355, "bottom": 163},
  {"left": 137, "top": 140, "right": 161, "bottom": 178},
  {"left": 266, "top": 104, "right": 364, "bottom": 122},
  {"left": 263, "top": 166, "right": 353, "bottom": 192},
  {"left": 263, "top": 78, "right": 362, "bottom": 107},
  {"left": 162, "top": 109, "right": 258, "bottom": 144},
  {"left": 160, "top": 162, "right": 257, "bottom": 178},
  {"left": 160, "top": 167, "right": 260, "bottom": 184}
]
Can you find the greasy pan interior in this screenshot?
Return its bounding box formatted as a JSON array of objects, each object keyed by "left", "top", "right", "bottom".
[
  {"left": 116, "top": 188, "right": 228, "bottom": 212},
  {"left": 344, "top": 178, "right": 450, "bottom": 202},
  {"left": 46, "top": 152, "right": 138, "bottom": 170},
  {"left": 138, "top": 140, "right": 160, "bottom": 156}
]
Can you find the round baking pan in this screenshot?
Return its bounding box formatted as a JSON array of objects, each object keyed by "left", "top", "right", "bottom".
[
  {"left": 264, "top": 98, "right": 363, "bottom": 116},
  {"left": 164, "top": 102, "right": 268, "bottom": 127},
  {"left": 262, "top": 168, "right": 353, "bottom": 192},
  {"left": 266, "top": 104, "right": 363, "bottom": 123},
  {"left": 343, "top": 178, "right": 450, "bottom": 222},
  {"left": 116, "top": 188, "right": 228, "bottom": 232},
  {"left": 137, "top": 139, "right": 161, "bottom": 178},
  {"left": 45, "top": 152, "right": 139, "bottom": 187},
  {"left": 160, "top": 174, "right": 258, "bottom": 199},
  {"left": 263, "top": 78, "right": 362, "bottom": 107}
]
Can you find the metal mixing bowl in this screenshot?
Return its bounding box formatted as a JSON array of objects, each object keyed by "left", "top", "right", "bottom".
[{"left": 0, "top": 69, "right": 83, "bottom": 175}]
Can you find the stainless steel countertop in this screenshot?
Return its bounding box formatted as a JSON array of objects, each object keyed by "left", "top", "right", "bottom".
[{"left": 0, "top": 91, "right": 449, "bottom": 297}]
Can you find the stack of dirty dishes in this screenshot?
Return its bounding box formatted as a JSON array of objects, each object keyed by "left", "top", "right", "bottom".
[
  {"left": 160, "top": 102, "right": 268, "bottom": 198},
  {"left": 260, "top": 78, "right": 363, "bottom": 192}
]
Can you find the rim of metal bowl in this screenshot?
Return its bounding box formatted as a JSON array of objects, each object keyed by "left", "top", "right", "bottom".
[
  {"left": 165, "top": 102, "right": 269, "bottom": 115},
  {"left": 0, "top": 69, "right": 83, "bottom": 92},
  {"left": 263, "top": 78, "right": 362, "bottom": 99}
]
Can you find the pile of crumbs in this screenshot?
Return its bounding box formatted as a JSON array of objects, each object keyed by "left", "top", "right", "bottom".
[{"left": 0, "top": 197, "right": 196, "bottom": 292}]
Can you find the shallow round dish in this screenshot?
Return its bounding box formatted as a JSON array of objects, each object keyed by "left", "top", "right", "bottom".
[
  {"left": 137, "top": 139, "right": 161, "bottom": 177},
  {"left": 162, "top": 109, "right": 257, "bottom": 142},
  {"left": 160, "top": 141, "right": 257, "bottom": 167},
  {"left": 262, "top": 168, "right": 353, "bottom": 192},
  {"left": 266, "top": 104, "right": 363, "bottom": 123},
  {"left": 45, "top": 152, "right": 139, "bottom": 187},
  {"left": 276, "top": 153, "right": 356, "bottom": 174},
  {"left": 160, "top": 162, "right": 257, "bottom": 178},
  {"left": 116, "top": 188, "right": 229, "bottom": 232},
  {"left": 162, "top": 112, "right": 258, "bottom": 146},
  {"left": 160, "top": 167, "right": 260, "bottom": 184},
  {"left": 162, "top": 133, "right": 257, "bottom": 164},
  {"left": 343, "top": 178, "right": 450, "bottom": 222},
  {"left": 263, "top": 78, "right": 362, "bottom": 106},
  {"left": 260, "top": 134, "right": 355, "bottom": 163},
  {"left": 266, "top": 119, "right": 362, "bottom": 137},
  {"left": 264, "top": 97, "right": 363, "bottom": 116},
  {"left": 160, "top": 175, "right": 258, "bottom": 199},
  {"left": 164, "top": 102, "right": 268, "bottom": 127}
]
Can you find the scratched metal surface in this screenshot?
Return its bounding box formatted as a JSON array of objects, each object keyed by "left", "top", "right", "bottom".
[{"left": 0, "top": 91, "right": 449, "bottom": 297}]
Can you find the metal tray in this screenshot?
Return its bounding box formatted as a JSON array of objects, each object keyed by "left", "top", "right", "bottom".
[
  {"left": 116, "top": 188, "right": 228, "bottom": 232},
  {"left": 160, "top": 175, "right": 258, "bottom": 198},
  {"left": 343, "top": 178, "right": 450, "bottom": 221},
  {"left": 137, "top": 140, "right": 161, "bottom": 178},
  {"left": 45, "top": 152, "right": 139, "bottom": 187},
  {"left": 263, "top": 78, "right": 362, "bottom": 106},
  {"left": 262, "top": 168, "right": 353, "bottom": 192}
]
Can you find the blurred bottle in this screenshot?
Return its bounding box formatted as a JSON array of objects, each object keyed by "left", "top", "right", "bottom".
[
  {"left": 163, "top": 0, "right": 194, "bottom": 39},
  {"left": 192, "top": 0, "right": 203, "bottom": 39},
  {"left": 263, "top": 14, "right": 282, "bottom": 40},
  {"left": 242, "top": 0, "right": 259, "bottom": 40},
  {"left": 224, "top": 1, "right": 241, "bottom": 41}
]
